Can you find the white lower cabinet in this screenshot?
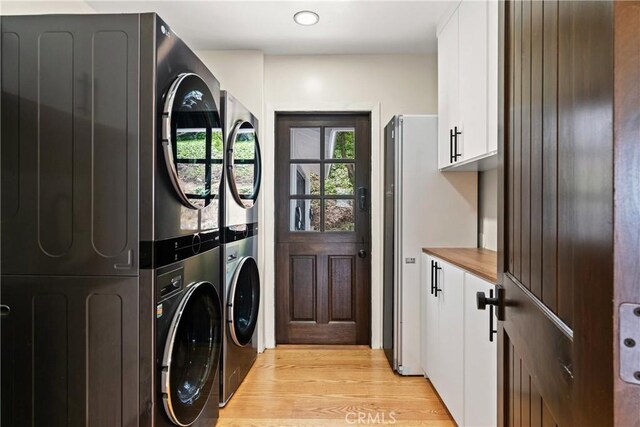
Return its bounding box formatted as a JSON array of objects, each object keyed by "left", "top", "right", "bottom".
[
  {"left": 464, "top": 273, "right": 497, "bottom": 427},
  {"left": 420, "top": 253, "right": 497, "bottom": 427}
]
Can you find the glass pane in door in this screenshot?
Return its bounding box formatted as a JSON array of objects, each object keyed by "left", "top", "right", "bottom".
[
  {"left": 325, "top": 127, "right": 355, "bottom": 159},
  {"left": 324, "top": 199, "right": 355, "bottom": 231},
  {"left": 324, "top": 163, "right": 355, "bottom": 195},
  {"left": 290, "top": 164, "right": 321, "bottom": 195},
  {"left": 290, "top": 199, "right": 320, "bottom": 231},
  {"left": 291, "top": 128, "right": 321, "bottom": 159}
]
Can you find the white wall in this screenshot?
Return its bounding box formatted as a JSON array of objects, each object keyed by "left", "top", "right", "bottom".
[
  {"left": 263, "top": 54, "right": 437, "bottom": 349},
  {"left": 1, "top": 1, "right": 96, "bottom": 14},
  {"left": 195, "top": 50, "right": 265, "bottom": 125},
  {"left": 265, "top": 54, "right": 437, "bottom": 126},
  {"left": 478, "top": 169, "right": 498, "bottom": 251}
]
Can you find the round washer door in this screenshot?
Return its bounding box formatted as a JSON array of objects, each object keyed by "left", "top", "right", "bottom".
[
  {"left": 226, "top": 121, "right": 261, "bottom": 208},
  {"left": 162, "top": 73, "right": 223, "bottom": 210},
  {"left": 162, "top": 281, "right": 221, "bottom": 426},
  {"left": 228, "top": 256, "right": 260, "bottom": 346}
]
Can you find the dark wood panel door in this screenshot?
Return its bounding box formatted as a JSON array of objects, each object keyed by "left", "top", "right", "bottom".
[
  {"left": 499, "top": 1, "right": 614, "bottom": 426},
  {"left": 275, "top": 113, "right": 371, "bottom": 345},
  {"left": 613, "top": 2, "right": 640, "bottom": 425}
]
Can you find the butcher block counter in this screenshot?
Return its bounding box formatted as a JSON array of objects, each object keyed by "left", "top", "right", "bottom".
[{"left": 421, "top": 247, "right": 498, "bottom": 284}]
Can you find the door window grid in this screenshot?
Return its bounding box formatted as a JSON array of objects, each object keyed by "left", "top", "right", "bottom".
[{"left": 289, "top": 127, "right": 356, "bottom": 232}]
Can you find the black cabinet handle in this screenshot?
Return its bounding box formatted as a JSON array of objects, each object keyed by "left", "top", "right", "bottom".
[
  {"left": 1, "top": 305, "right": 10, "bottom": 317},
  {"left": 433, "top": 262, "right": 442, "bottom": 297},
  {"left": 430, "top": 260, "right": 435, "bottom": 295},
  {"left": 449, "top": 128, "right": 455, "bottom": 163},
  {"left": 453, "top": 126, "right": 462, "bottom": 161},
  {"left": 358, "top": 249, "right": 367, "bottom": 258}
]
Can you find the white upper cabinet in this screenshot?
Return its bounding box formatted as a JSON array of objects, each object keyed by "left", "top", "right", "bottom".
[
  {"left": 437, "top": 11, "right": 459, "bottom": 169},
  {"left": 437, "top": 0, "right": 498, "bottom": 170}
]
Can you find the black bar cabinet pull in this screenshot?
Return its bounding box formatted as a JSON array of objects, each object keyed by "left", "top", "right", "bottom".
[
  {"left": 449, "top": 128, "right": 455, "bottom": 163},
  {"left": 433, "top": 262, "right": 442, "bottom": 297},
  {"left": 453, "top": 126, "right": 462, "bottom": 161},
  {"left": 430, "top": 260, "right": 435, "bottom": 295}
]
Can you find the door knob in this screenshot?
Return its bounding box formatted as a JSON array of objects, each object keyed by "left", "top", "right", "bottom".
[
  {"left": 476, "top": 291, "right": 499, "bottom": 310},
  {"left": 476, "top": 285, "right": 505, "bottom": 320},
  {"left": 476, "top": 285, "right": 505, "bottom": 343},
  {"left": 358, "top": 250, "right": 367, "bottom": 258}
]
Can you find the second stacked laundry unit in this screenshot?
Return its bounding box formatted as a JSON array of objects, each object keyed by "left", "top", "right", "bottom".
[{"left": 219, "top": 91, "right": 262, "bottom": 406}]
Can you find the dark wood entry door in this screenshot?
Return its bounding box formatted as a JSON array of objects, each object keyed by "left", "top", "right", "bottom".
[
  {"left": 498, "top": 1, "right": 614, "bottom": 426},
  {"left": 275, "top": 113, "right": 371, "bottom": 345}
]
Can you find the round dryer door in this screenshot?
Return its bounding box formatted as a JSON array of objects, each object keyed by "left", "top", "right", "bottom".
[
  {"left": 162, "top": 73, "right": 223, "bottom": 210},
  {"left": 228, "top": 257, "right": 260, "bottom": 346},
  {"left": 227, "top": 121, "right": 261, "bottom": 208},
  {"left": 162, "top": 282, "right": 221, "bottom": 427}
]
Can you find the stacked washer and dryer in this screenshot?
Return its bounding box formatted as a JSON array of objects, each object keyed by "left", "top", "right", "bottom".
[
  {"left": 219, "top": 91, "right": 262, "bottom": 407},
  {"left": 148, "top": 15, "right": 224, "bottom": 427},
  {"left": 0, "top": 13, "right": 239, "bottom": 427}
]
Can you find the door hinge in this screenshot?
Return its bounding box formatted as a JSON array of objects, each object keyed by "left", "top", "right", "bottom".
[{"left": 620, "top": 303, "right": 640, "bottom": 385}]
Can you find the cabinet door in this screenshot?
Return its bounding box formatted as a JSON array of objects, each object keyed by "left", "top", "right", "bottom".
[
  {"left": 437, "top": 10, "right": 459, "bottom": 169},
  {"left": 0, "top": 15, "right": 140, "bottom": 276},
  {"left": 1, "top": 276, "right": 140, "bottom": 427},
  {"left": 435, "top": 259, "right": 465, "bottom": 425},
  {"left": 458, "top": 0, "right": 489, "bottom": 162},
  {"left": 421, "top": 254, "right": 439, "bottom": 380},
  {"left": 464, "top": 273, "right": 497, "bottom": 427},
  {"left": 486, "top": 0, "right": 499, "bottom": 154}
]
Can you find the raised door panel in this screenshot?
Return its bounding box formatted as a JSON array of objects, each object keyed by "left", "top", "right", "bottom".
[
  {"left": 464, "top": 273, "right": 497, "bottom": 427},
  {"left": 438, "top": 10, "right": 460, "bottom": 169},
  {"left": 458, "top": 0, "right": 489, "bottom": 161},
  {"left": 276, "top": 243, "right": 369, "bottom": 345},
  {"left": 0, "top": 15, "right": 139, "bottom": 276},
  {"left": 435, "top": 259, "right": 465, "bottom": 426}
]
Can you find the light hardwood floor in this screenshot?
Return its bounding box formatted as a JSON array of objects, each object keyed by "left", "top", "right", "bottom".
[{"left": 218, "top": 345, "right": 455, "bottom": 427}]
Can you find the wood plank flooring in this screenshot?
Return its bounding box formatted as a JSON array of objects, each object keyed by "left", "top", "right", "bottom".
[{"left": 218, "top": 345, "right": 454, "bottom": 426}]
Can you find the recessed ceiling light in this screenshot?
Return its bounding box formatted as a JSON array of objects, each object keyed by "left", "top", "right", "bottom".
[{"left": 294, "top": 10, "right": 319, "bottom": 26}]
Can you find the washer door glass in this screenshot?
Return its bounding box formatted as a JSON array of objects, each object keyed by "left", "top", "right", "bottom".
[
  {"left": 227, "top": 121, "right": 261, "bottom": 208},
  {"left": 163, "top": 73, "right": 223, "bottom": 210},
  {"left": 229, "top": 257, "right": 260, "bottom": 346},
  {"left": 163, "top": 282, "right": 221, "bottom": 426}
]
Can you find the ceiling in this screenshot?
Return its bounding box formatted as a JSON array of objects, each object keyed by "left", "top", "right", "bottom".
[{"left": 82, "top": 1, "right": 451, "bottom": 54}]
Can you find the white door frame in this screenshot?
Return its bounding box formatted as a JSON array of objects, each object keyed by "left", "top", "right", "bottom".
[{"left": 260, "top": 102, "right": 383, "bottom": 349}]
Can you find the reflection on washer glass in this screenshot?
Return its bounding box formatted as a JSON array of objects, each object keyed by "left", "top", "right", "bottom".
[
  {"left": 231, "top": 124, "right": 259, "bottom": 208},
  {"left": 231, "top": 258, "right": 260, "bottom": 346}
]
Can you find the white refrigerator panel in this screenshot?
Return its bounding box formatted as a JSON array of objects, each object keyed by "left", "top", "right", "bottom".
[{"left": 392, "top": 115, "right": 477, "bottom": 375}]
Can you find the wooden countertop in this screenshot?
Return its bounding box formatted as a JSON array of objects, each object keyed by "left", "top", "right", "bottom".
[{"left": 422, "top": 247, "right": 498, "bottom": 284}]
